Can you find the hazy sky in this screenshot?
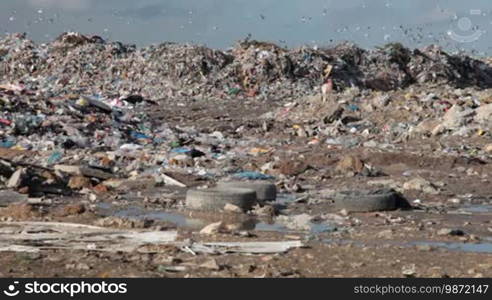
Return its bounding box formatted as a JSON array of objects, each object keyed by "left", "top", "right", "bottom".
[{"left": 1, "top": 0, "right": 491, "bottom": 53}]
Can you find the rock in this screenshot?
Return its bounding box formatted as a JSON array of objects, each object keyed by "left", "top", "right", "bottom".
[
  {"left": 253, "top": 205, "right": 276, "bottom": 217},
  {"left": 363, "top": 140, "right": 378, "bottom": 148},
  {"left": 414, "top": 119, "right": 440, "bottom": 135},
  {"left": 336, "top": 155, "right": 365, "bottom": 174},
  {"left": 200, "top": 259, "right": 221, "bottom": 271},
  {"left": 277, "top": 160, "right": 309, "bottom": 176},
  {"left": 475, "top": 103, "right": 492, "bottom": 123},
  {"left": 199, "top": 222, "right": 225, "bottom": 235},
  {"left": 323, "top": 105, "right": 344, "bottom": 124},
  {"left": 169, "top": 154, "right": 193, "bottom": 167},
  {"left": 68, "top": 176, "right": 92, "bottom": 189},
  {"left": 101, "top": 178, "right": 125, "bottom": 189},
  {"left": 416, "top": 244, "right": 433, "bottom": 251},
  {"left": 431, "top": 105, "right": 475, "bottom": 136},
  {"left": 157, "top": 265, "right": 187, "bottom": 273},
  {"left": 376, "top": 229, "right": 394, "bottom": 239},
  {"left": 403, "top": 177, "right": 439, "bottom": 194},
  {"left": 437, "top": 228, "right": 465, "bottom": 236},
  {"left": 441, "top": 105, "right": 474, "bottom": 129},
  {"left": 65, "top": 263, "right": 90, "bottom": 270},
  {"left": 2, "top": 203, "right": 38, "bottom": 219},
  {"left": 484, "top": 144, "right": 492, "bottom": 154},
  {"left": 59, "top": 204, "right": 86, "bottom": 216},
  {"left": 7, "top": 168, "right": 24, "bottom": 188},
  {"left": 223, "top": 203, "right": 243, "bottom": 213},
  {"left": 402, "top": 264, "right": 417, "bottom": 277},
  {"left": 93, "top": 184, "right": 109, "bottom": 194}
]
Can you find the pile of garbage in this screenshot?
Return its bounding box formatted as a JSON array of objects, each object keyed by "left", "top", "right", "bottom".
[
  {"left": 1, "top": 32, "right": 492, "bottom": 200},
  {"left": 1, "top": 33, "right": 492, "bottom": 102}
]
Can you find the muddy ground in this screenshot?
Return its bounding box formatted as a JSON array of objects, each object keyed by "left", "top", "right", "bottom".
[{"left": 1, "top": 92, "right": 491, "bottom": 278}]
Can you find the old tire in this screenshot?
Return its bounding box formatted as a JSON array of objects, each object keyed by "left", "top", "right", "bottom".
[
  {"left": 333, "top": 189, "right": 398, "bottom": 212},
  {"left": 216, "top": 181, "right": 277, "bottom": 202},
  {"left": 186, "top": 188, "right": 257, "bottom": 211}
]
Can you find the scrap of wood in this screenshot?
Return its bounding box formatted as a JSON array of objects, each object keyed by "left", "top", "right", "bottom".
[
  {"left": 0, "top": 222, "right": 303, "bottom": 255},
  {"left": 0, "top": 244, "right": 40, "bottom": 253},
  {"left": 0, "top": 222, "right": 177, "bottom": 253},
  {"left": 186, "top": 240, "right": 304, "bottom": 254}
]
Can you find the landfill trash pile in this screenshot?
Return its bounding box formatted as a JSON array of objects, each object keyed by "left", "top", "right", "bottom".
[
  {"left": 1, "top": 33, "right": 492, "bottom": 102},
  {"left": 0, "top": 32, "right": 492, "bottom": 278}
]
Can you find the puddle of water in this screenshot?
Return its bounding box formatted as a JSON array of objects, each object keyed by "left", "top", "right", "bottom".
[
  {"left": 411, "top": 240, "right": 492, "bottom": 254},
  {"left": 310, "top": 223, "right": 337, "bottom": 234},
  {"left": 460, "top": 204, "right": 492, "bottom": 213},
  {"left": 97, "top": 203, "right": 207, "bottom": 229},
  {"left": 254, "top": 222, "right": 289, "bottom": 232},
  {"left": 323, "top": 237, "right": 492, "bottom": 254},
  {"left": 95, "top": 202, "right": 336, "bottom": 234},
  {"left": 275, "top": 193, "right": 298, "bottom": 205}
]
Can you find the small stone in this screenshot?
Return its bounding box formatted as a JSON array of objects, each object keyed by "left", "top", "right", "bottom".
[
  {"left": 68, "top": 176, "right": 92, "bottom": 189},
  {"left": 66, "top": 263, "right": 90, "bottom": 270},
  {"left": 3, "top": 203, "right": 38, "bottom": 219},
  {"left": 254, "top": 205, "right": 276, "bottom": 217},
  {"left": 157, "top": 265, "right": 187, "bottom": 273},
  {"left": 60, "top": 204, "right": 86, "bottom": 216},
  {"left": 437, "top": 228, "right": 465, "bottom": 236},
  {"left": 437, "top": 228, "right": 452, "bottom": 236},
  {"left": 468, "top": 234, "right": 480, "bottom": 241},
  {"left": 199, "top": 222, "right": 224, "bottom": 235},
  {"left": 475, "top": 103, "right": 492, "bottom": 123},
  {"left": 340, "top": 209, "right": 349, "bottom": 216},
  {"left": 484, "top": 144, "right": 492, "bottom": 153},
  {"left": 7, "top": 168, "right": 24, "bottom": 188},
  {"left": 376, "top": 229, "right": 393, "bottom": 239},
  {"left": 447, "top": 198, "right": 461, "bottom": 204},
  {"left": 402, "top": 264, "right": 417, "bottom": 277},
  {"left": 200, "top": 259, "right": 221, "bottom": 271},
  {"left": 403, "top": 177, "right": 439, "bottom": 194},
  {"left": 416, "top": 244, "right": 433, "bottom": 251},
  {"left": 224, "top": 223, "right": 242, "bottom": 232},
  {"left": 336, "top": 155, "right": 364, "bottom": 174},
  {"left": 93, "top": 184, "right": 109, "bottom": 194},
  {"left": 236, "top": 231, "right": 254, "bottom": 237},
  {"left": 223, "top": 203, "right": 243, "bottom": 213}
]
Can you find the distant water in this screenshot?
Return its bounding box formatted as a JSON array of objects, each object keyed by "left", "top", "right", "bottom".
[{"left": 1, "top": 0, "right": 491, "bottom": 54}]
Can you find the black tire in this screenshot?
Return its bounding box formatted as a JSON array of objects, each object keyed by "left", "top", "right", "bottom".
[
  {"left": 186, "top": 188, "right": 257, "bottom": 211},
  {"left": 333, "top": 189, "right": 398, "bottom": 212},
  {"left": 216, "top": 181, "right": 277, "bottom": 202}
]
